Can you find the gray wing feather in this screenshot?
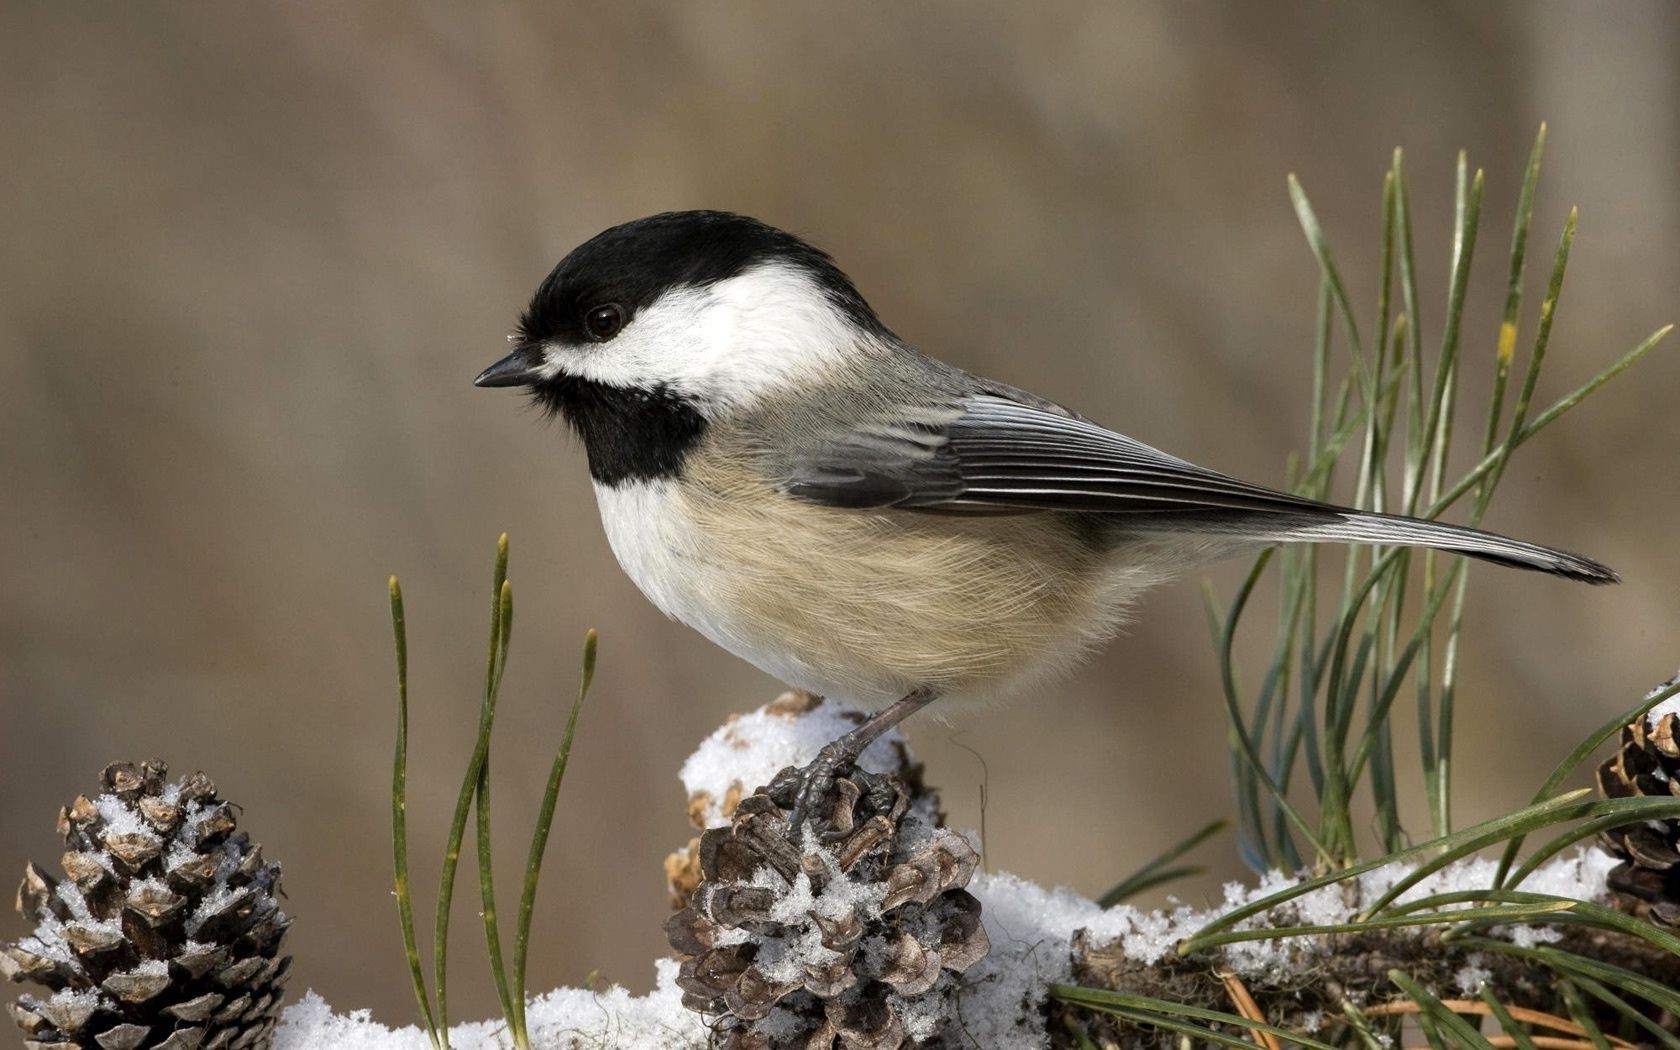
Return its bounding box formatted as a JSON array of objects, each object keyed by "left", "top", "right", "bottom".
[
  {"left": 782, "top": 392, "right": 1329, "bottom": 516},
  {"left": 774, "top": 388, "right": 1617, "bottom": 583}
]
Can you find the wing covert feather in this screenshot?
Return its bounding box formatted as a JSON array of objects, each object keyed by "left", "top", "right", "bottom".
[{"left": 778, "top": 392, "right": 1329, "bottom": 517}]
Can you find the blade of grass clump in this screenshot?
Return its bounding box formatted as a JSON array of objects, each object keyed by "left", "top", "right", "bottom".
[
  {"left": 1420, "top": 322, "right": 1667, "bottom": 524},
  {"left": 1388, "top": 970, "right": 1497, "bottom": 1049},
  {"left": 1480, "top": 207, "right": 1575, "bottom": 510},
  {"left": 1514, "top": 323, "right": 1672, "bottom": 448},
  {"left": 1485, "top": 125, "right": 1547, "bottom": 458},
  {"left": 1528, "top": 946, "right": 1680, "bottom": 1018},
  {"left": 1212, "top": 556, "right": 1329, "bottom": 865},
  {"left": 1339, "top": 1000, "right": 1392, "bottom": 1050},
  {"left": 390, "top": 576, "right": 442, "bottom": 1049},
  {"left": 1558, "top": 980, "right": 1614, "bottom": 1050},
  {"left": 474, "top": 578, "right": 517, "bottom": 1032},
  {"left": 1288, "top": 174, "right": 1371, "bottom": 396},
  {"left": 1098, "top": 818, "right": 1229, "bottom": 907},
  {"left": 1477, "top": 985, "right": 1541, "bottom": 1050},
  {"left": 1418, "top": 157, "right": 1484, "bottom": 839},
  {"left": 433, "top": 533, "right": 510, "bottom": 1040},
  {"left": 1565, "top": 973, "right": 1680, "bottom": 1050},
  {"left": 510, "top": 628, "right": 598, "bottom": 1046},
  {"left": 1431, "top": 132, "right": 1547, "bottom": 837},
  {"left": 1392, "top": 148, "right": 1426, "bottom": 490},
  {"left": 1207, "top": 582, "right": 1269, "bottom": 871},
  {"left": 1413, "top": 153, "right": 1484, "bottom": 515}
]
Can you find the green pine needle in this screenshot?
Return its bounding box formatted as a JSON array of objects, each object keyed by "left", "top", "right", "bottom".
[
  {"left": 389, "top": 576, "right": 442, "bottom": 1049},
  {"left": 1212, "top": 127, "right": 1666, "bottom": 870}
]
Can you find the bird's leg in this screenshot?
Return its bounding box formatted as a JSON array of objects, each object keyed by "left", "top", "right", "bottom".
[{"left": 772, "top": 686, "right": 940, "bottom": 843}]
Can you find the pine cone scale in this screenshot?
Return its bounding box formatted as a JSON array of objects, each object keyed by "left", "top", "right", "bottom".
[
  {"left": 1598, "top": 707, "right": 1680, "bottom": 932},
  {"left": 669, "top": 767, "right": 987, "bottom": 1048}
]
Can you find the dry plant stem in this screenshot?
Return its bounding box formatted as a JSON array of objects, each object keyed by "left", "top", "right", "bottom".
[
  {"left": 1218, "top": 969, "right": 1282, "bottom": 1050},
  {"left": 1357, "top": 998, "right": 1633, "bottom": 1047}
]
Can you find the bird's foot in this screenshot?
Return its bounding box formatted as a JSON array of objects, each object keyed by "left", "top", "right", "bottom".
[{"left": 769, "top": 739, "right": 896, "bottom": 845}]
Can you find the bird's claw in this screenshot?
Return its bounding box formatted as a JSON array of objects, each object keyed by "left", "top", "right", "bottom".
[{"left": 771, "top": 738, "right": 861, "bottom": 845}]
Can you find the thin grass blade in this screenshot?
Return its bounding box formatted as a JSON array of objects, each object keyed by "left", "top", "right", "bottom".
[
  {"left": 1098, "top": 818, "right": 1229, "bottom": 907},
  {"left": 511, "top": 629, "right": 598, "bottom": 1044},
  {"left": 389, "top": 577, "right": 441, "bottom": 1048}
]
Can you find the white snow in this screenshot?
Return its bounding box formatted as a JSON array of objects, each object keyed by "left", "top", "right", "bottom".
[
  {"left": 269, "top": 696, "right": 1631, "bottom": 1050},
  {"left": 1453, "top": 957, "right": 1493, "bottom": 995},
  {"left": 275, "top": 960, "right": 704, "bottom": 1050},
  {"left": 93, "top": 794, "right": 156, "bottom": 840}
]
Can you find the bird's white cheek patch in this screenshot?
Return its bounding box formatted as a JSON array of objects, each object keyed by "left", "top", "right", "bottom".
[{"left": 543, "top": 264, "right": 866, "bottom": 408}]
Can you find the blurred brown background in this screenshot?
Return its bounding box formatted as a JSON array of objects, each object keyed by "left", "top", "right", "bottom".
[{"left": 3, "top": 0, "right": 1677, "bottom": 1025}]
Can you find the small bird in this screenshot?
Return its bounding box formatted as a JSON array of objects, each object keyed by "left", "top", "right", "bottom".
[{"left": 476, "top": 210, "right": 1614, "bottom": 830}]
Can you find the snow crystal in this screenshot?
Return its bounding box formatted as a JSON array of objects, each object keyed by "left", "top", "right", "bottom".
[
  {"left": 1454, "top": 957, "right": 1492, "bottom": 995},
  {"left": 678, "top": 697, "right": 912, "bottom": 828},
  {"left": 42, "top": 987, "right": 108, "bottom": 1022},
  {"left": 185, "top": 884, "right": 248, "bottom": 937},
  {"left": 19, "top": 933, "right": 76, "bottom": 966},
  {"left": 55, "top": 881, "right": 94, "bottom": 923},
  {"left": 93, "top": 794, "right": 164, "bottom": 850}
]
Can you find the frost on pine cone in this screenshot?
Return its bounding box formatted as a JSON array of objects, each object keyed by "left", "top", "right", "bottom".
[
  {"left": 1597, "top": 702, "right": 1680, "bottom": 930},
  {"left": 665, "top": 769, "right": 988, "bottom": 1049},
  {"left": 1, "top": 761, "right": 291, "bottom": 1050}
]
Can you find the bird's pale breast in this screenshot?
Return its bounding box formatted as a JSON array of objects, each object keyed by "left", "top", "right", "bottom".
[{"left": 592, "top": 445, "right": 1165, "bottom": 708}]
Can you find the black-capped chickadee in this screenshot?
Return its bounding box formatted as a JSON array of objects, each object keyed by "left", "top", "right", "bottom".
[{"left": 476, "top": 210, "right": 1613, "bottom": 829}]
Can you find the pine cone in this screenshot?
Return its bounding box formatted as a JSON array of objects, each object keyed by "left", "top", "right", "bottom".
[
  {"left": 665, "top": 769, "right": 988, "bottom": 1049},
  {"left": 1596, "top": 696, "right": 1680, "bottom": 930},
  {"left": 2, "top": 761, "right": 291, "bottom": 1050},
  {"left": 666, "top": 693, "right": 941, "bottom": 911}
]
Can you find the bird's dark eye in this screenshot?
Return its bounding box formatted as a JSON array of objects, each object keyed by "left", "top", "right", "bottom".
[{"left": 585, "top": 303, "right": 625, "bottom": 341}]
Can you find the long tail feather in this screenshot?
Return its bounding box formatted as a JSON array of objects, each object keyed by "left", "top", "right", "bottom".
[{"left": 1278, "top": 511, "right": 1617, "bottom": 584}]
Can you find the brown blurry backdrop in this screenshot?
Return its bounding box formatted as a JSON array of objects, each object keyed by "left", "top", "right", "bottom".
[{"left": 2, "top": 0, "right": 1677, "bottom": 1025}]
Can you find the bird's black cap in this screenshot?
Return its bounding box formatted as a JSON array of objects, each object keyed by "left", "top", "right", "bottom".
[{"left": 514, "top": 210, "right": 890, "bottom": 347}]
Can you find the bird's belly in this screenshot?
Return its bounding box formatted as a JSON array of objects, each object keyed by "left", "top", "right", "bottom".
[{"left": 593, "top": 478, "right": 1157, "bottom": 708}]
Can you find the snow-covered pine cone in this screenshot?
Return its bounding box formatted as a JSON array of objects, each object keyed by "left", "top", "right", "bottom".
[
  {"left": 666, "top": 769, "right": 987, "bottom": 1050},
  {"left": 2, "top": 761, "right": 291, "bottom": 1050},
  {"left": 1596, "top": 702, "right": 1680, "bottom": 930},
  {"left": 665, "top": 692, "right": 942, "bottom": 913}
]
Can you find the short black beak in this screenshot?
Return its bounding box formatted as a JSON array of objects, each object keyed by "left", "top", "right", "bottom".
[{"left": 473, "top": 346, "right": 545, "bottom": 388}]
